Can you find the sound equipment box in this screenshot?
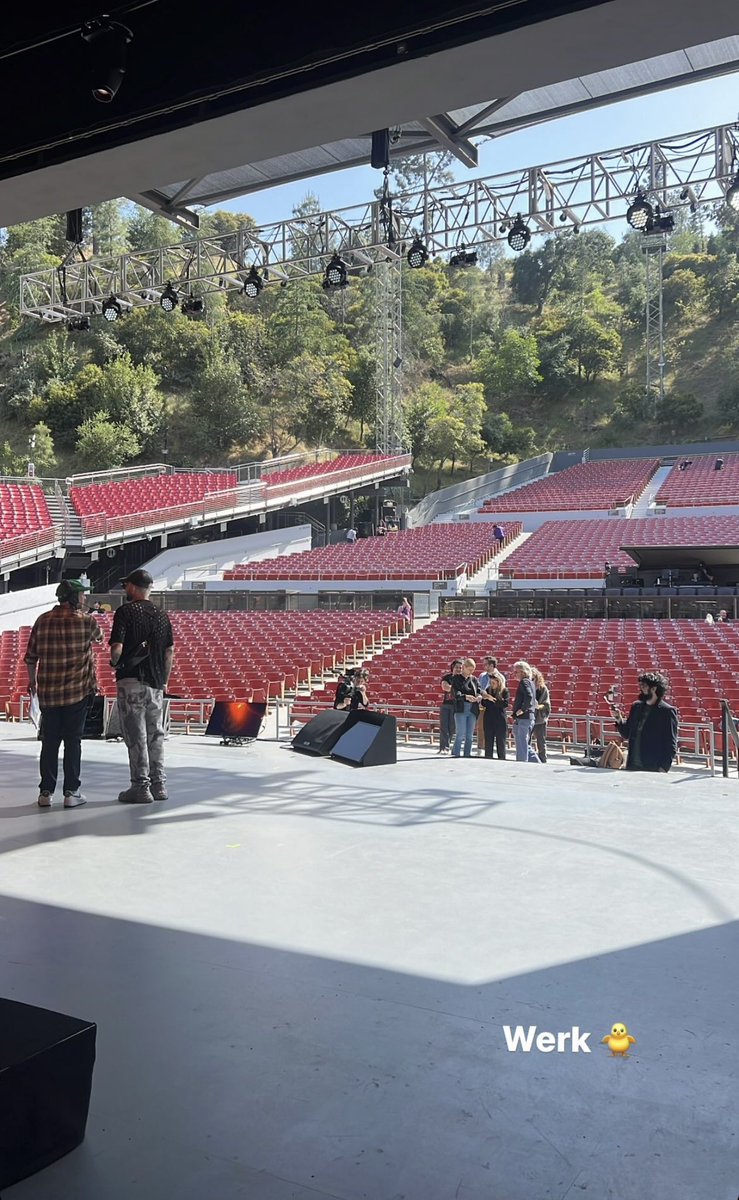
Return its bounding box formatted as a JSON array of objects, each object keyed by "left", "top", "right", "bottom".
[
  {"left": 0, "top": 998, "right": 96, "bottom": 1190},
  {"left": 83, "top": 694, "right": 105, "bottom": 739},
  {"left": 331, "top": 710, "right": 397, "bottom": 767},
  {"left": 291, "top": 709, "right": 348, "bottom": 756}
]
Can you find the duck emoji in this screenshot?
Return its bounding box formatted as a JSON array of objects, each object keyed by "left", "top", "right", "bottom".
[{"left": 601, "top": 1022, "right": 636, "bottom": 1057}]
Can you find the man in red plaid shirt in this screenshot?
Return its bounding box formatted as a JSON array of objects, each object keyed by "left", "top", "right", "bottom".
[{"left": 25, "top": 579, "right": 103, "bottom": 808}]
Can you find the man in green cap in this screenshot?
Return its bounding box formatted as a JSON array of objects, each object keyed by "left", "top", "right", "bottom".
[{"left": 24, "top": 578, "right": 104, "bottom": 808}]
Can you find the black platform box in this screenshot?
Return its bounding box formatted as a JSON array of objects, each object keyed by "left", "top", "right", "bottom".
[{"left": 0, "top": 999, "right": 96, "bottom": 1189}]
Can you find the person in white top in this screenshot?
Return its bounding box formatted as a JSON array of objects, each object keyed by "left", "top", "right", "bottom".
[{"left": 346, "top": 526, "right": 357, "bottom": 543}]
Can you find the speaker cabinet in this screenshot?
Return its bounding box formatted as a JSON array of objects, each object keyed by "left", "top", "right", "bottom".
[
  {"left": 331, "top": 711, "right": 397, "bottom": 767},
  {"left": 0, "top": 999, "right": 96, "bottom": 1190},
  {"left": 291, "top": 709, "right": 349, "bottom": 756}
]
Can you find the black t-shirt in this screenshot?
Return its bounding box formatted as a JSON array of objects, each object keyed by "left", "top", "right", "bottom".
[
  {"left": 441, "top": 672, "right": 456, "bottom": 703},
  {"left": 110, "top": 600, "right": 174, "bottom": 691}
]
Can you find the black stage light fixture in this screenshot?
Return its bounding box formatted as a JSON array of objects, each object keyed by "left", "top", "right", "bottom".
[
  {"left": 449, "top": 248, "right": 478, "bottom": 268},
  {"left": 242, "top": 266, "right": 264, "bottom": 298},
  {"left": 407, "top": 238, "right": 428, "bottom": 269},
  {"left": 726, "top": 171, "right": 739, "bottom": 213},
  {"left": 159, "top": 282, "right": 178, "bottom": 312},
  {"left": 81, "top": 17, "right": 133, "bottom": 104},
  {"left": 323, "top": 254, "right": 348, "bottom": 289},
  {"left": 102, "top": 295, "right": 122, "bottom": 322},
  {"left": 371, "top": 129, "right": 391, "bottom": 170},
  {"left": 181, "top": 295, "right": 204, "bottom": 316},
  {"left": 626, "top": 190, "right": 653, "bottom": 232},
  {"left": 651, "top": 207, "right": 674, "bottom": 234},
  {"left": 507, "top": 216, "right": 530, "bottom": 252},
  {"left": 68, "top": 316, "right": 91, "bottom": 332}
]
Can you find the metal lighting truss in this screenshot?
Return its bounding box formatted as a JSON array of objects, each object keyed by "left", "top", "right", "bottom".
[
  {"left": 374, "top": 257, "right": 404, "bottom": 455},
  {"left": 643, "top": 234, "right": 667, "bottom": 418}
]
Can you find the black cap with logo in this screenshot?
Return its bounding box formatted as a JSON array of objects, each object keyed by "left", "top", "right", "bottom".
[{"left": 120, "top": 568, "right": 154, "bottom": 589}]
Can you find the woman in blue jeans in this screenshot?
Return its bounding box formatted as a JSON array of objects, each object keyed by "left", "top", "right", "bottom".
[
  {"left": 451, "top": 658, "right": 483, "bottom": 757},
  {"left": 511, "top": 660, "right": 541, "bottom": 763}
]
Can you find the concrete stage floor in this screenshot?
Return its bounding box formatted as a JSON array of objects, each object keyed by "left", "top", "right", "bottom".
[{"left": 0, "top": 725, "right": 737, "bottom": 1200}]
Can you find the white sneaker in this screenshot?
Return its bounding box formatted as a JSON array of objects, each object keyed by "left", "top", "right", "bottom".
[
  {"left": 37, "top": 791, "right": 52, "bottom": 808},
  {"left": 63, "top": 792, "right": 87, "bottom": 808}
]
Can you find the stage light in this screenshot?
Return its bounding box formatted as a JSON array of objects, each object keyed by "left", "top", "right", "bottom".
[
  {"left": 181, "top": 296, "right": 204, "bottom": 316},
  {"left": 159, "top": 282, "right": 178, "bottom": 312},
  {"left": 102, "top": 295, "right": 122, "bottom": 322},
  {"left": 727, "top": 171, "right": 739, "bottom": 212},
  {"left": 449, "top": 248, "right": 478, "bottom": 268},
  {"left": 81, "top": 17, "right": 133, "bottom": 103},
  {"left": 407, "top": 238, "right": 428, "bottom": 269},
  {"left": 507, "top": 216, "right": 530, "bottom": 252},
  {"left": 559, "top": 211, "right": 568, "bottom": 223},
  {"left": 68, "top": 316, "right": 91, "bottom": 332},
  {"left": 626, "top": 190, "right": 653, "bottom": 232},
  {"left": 323, "top": 254, "right": 347, "bottom": 289},
  {"left": 242, "top": 266, "right": 264, "bottom": 298}
]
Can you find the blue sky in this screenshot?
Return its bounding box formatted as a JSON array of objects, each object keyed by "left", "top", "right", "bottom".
[{"left": 217, "top": 75, "right": 738, "bottom": 228}]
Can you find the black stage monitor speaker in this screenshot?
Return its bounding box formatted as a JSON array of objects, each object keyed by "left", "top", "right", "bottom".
[
  {"left": 292, "top": 709, "right": 348, "bottom": 756},
  {"left": 331, "top": 710, "right": 397, "bottom": 767},
  {"left": 83, "top": 695, "right": 105, "bottom": 739},
  {"left": 0, "top": 998, "right": 96, "bottom": 1190}
]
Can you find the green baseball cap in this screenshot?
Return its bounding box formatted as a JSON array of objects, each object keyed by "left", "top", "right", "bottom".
[{"left": 56, "top": 578, "right": 90, "bottom": 602}]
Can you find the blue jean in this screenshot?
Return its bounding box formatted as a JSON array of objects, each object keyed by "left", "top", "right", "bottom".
[
  {"left": 453, "top": 709, "right": 477, "bottom": 757},
  {"left": 39, "top": 695, "right": 91, "bottom": 794},
  {"left": 514, "top": 716, "right": 540, "bottom": 762}
]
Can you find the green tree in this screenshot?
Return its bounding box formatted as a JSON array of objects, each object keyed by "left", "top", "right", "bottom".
[
  {"left": 562, "top": 313, "right": 622, "bottom": 384},
  {"left": 89, "top": 199, "right": 129, "bottom": 256},
  {"left": 476, "top": 328, "right": 542, "bottom": 404},
  {"left": 28, "top": 422, "right": 56, "bottom": 473},
  {"left": 276, "top": 352, "right": 352, "bottom": 446},
  {"left": 191, "top": 350, "right": 264, "bottom": 455},
  {"left": 404, "top": 382, "right": 447, "bottom": 465},
  {"left": 656, "top": 390, "right": 704, "bottom": 430},
  {"left": 347, "top": 345, "right": 377, "bottom": 443},
  {"left": 424, "top": 407, "right": 465, "bottom": 488},
  {"left": 482, "top": 410, "right": 537, "bottom": 459},
  {"left": 76, "top": 412, "right": 141, "bottom": 469},
  {"left": 450, "top": 382, "right": 486, "bottom": 471},
  {"left": 75, "top": 353, "right": 162, "bottom": 447},
  {"left": 126, "top": 206, "right": 179, "bottom": 252}
]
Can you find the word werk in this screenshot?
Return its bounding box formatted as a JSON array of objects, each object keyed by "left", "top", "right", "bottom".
[{"left": 503, "top": 1026, "right": 592, "bottom": 1053}]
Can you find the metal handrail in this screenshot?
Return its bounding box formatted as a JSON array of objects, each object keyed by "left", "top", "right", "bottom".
[{"left": 720, "top": 698, "right": 739, "bottom": 778}]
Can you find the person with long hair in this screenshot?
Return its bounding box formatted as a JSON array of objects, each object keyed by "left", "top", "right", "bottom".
[
  {"left": 530, "top": 667, "right": 551, "bottom": 764},
  {"left": 480, "top": 666, "right": 509, "bottom": 759},
  {"left": 511, "top": 660, "right": 540, "bottom": 763},
  {"left": 451, "top": 658, "right": 483, "bottom": 758},
  {"left": 438, "top": 658, "right": 462, "bottom": 754}
]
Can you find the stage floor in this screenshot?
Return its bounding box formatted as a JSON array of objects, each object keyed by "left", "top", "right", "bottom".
[{"left": 0, "top": 725, "right": 737, "bottom": 1200}]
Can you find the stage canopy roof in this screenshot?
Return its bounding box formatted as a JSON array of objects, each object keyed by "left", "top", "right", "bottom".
[{"left": 622, "top": 544, "right": 739, "bottom": 570}]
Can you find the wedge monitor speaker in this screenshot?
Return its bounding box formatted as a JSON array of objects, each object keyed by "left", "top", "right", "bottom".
[
  {"left": 331, "top": 711, "right": 397, "bottom": 767},
  {"left": 291, "top": 709, "right": 349, "bottom": 756}
]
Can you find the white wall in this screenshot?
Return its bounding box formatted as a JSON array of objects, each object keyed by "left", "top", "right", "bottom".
[
  {"left": 141, "top": 526, "right": 313, "bottom": 589},
  {"left": 0, "top": 585, "right": 57, "bottom": 633}
]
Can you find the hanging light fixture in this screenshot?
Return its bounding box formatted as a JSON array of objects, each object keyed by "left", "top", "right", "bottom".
[
  {"left": 102, "top": 295, "right": 122, "bottom": 322},
  {"left": 81, "top": 17, "right": 133, "bottom": 104},
  {"left": 507, "top": 216, "right": 530, "bottom": 252},
  {"left": 159, "top": 282, "right": 178, "bottom": 312},
  {"left": 323, "top": 254, "right": 347, "bottom": 289},
  {"left": 626, "top": 190, "right": 654, "bottom": 232},
  {"left": 406, "top": 237, "right": 428, "bottom": 269},
  {"left": 242, "top": 266, "right": 264, "bottom": 298}
]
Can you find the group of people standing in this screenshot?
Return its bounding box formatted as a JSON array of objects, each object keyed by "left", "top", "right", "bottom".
[{"left": 439, "top": 656, "right": 550, "bottom": 762}]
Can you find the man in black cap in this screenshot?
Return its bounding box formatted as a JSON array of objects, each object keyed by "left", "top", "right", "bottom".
[
  {"left": 24, "top": 578, "right": 103, "bottom": 808},
  {"left": 109, "top": 569, "right": 174, "bottom": 803}
]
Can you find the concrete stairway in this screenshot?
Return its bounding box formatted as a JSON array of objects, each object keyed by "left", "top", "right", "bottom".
[
  {"left": 465, "top": 531, "right": 532, "bottom": 593},
  {"left": 631, "top": 464, "right": 672, "bottom": 518}
]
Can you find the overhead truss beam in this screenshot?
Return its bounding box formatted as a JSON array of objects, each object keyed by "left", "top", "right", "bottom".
[
  {"left": 21, "top": 123, "right": 739, "bottom": 322},
  {"left": 418, "top": 114, "right": 478, "bottom": 168}
]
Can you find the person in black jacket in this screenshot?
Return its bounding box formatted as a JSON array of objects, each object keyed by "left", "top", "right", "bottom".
[
  {"left": 611, "top": 672, "right": 678, "bottom": 772},
  {"left": 438, "top": 658, "right": 462, "bottom": 754},
  {"left": 480, "top": 671, "right": 509, "bottom": 759},
  {"left": 451, "top": 657, "right": 483, "bottom": 758},
  {"left": 511, "top": 660, "right": 541, "bottom": 763}
]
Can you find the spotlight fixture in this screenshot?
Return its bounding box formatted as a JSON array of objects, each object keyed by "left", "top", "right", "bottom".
[
  {"left": 647, "top": 206, "right": 674, "bottom": 234},
  {"left": 81, "top": 17, "right": 133, "bottom": 104},
  {"left": 242, "top": 266, "right": 264, "bottom": 298},
  {"left": 323, "top": 254, "right": 348, "bottom": 289},
  {"left": 726, "top": 171, "right": 739, "bottom": 213},
  {"left": 181, "top": 295, "right": 205, "bottom": 316},
  {"left": 159, "top": 282, "right": 178, "bottom": 312},
  {"left": 449, "top": 248, "right": 478, "bottom": 268},
  {"left": 507, "top": 216, "right": 530, "bottom": 253},
  {"left": 559, "top": 211, "right": 568, "bottom": 223},
  {"left": 626, "top": 190, "right": 653, "bottom": 232},
  {"left": 406, "top": 238, "right": 428, "bottom": 269},
  {"left": 68, "top": 316, "right": 91, "bottom": 332},
  {"left": 102, "top": 295, "right": 122, "bottom": 322}
]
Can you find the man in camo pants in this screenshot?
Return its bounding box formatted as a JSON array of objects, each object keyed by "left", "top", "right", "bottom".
[{"left": 109, "top": 569, "right": 174, "bottom": 804}]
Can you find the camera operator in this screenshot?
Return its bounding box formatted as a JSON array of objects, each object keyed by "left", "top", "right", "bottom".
[
  {"left": 333, "top": 668, "right": 369, "bottom": 711},
  {"left": 610, "top": 672, "right": 678, "bottom": 773}
]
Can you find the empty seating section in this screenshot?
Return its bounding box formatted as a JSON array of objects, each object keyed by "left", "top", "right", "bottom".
[
  {"left": 0, "top": 483, "right": 54, "bottom": 540},
  {"left": 224, "top": 523, "right": 523, "bottom": 582},
  {"left": 262, "top": 454, "right": 388, "bottom": 487},
  {"left": 501, "top": 516, "right": 739, "bottom": 579},
  {"left": 294, "top": 618, "right": 739, "bottom": 730},
  {"left": 70, "top": 473, "right": 238, "bottom": 523},
  {"left": 657, "top": 455, "right": 739, "bottom": 506},
  {"left": 480, "top": 459, "right": 659, "bottom": 513},
  {"left": 0, "top": 612, "right": 401, "bottom": 709}
]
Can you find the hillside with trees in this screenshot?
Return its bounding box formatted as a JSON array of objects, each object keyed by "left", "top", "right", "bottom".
[{"left": 0, "top": 179, "right": 738, "bottom": 495}]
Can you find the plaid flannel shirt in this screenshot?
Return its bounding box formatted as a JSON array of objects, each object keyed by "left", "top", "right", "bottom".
[{"left": 24, "top": 605, "right": 103, "bottom": 708}]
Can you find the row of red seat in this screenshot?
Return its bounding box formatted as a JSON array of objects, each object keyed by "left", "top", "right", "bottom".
[
  {"left": 480, "top": 458, "right": 659, "bottom": 513},
  {"left": 224, "top": 523, "right": 522, "bottom": 582},
  {"left": 262, "top": 454, "right": 386, "bottom": 487},
  {"left": 500, "top": 516, "right": 739, "bottom": 578},
  {"left": 657, "top": 454, "right": 739, "bottom": 506},
  {"left": 70, "top": 473, "right": 238, "bottom": 519},
  {"left": 0, "top": 483, "right": 54, "bottom": 539},
  {"left": 293, "top": 617, "right": 739, "bottom": 730}
]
